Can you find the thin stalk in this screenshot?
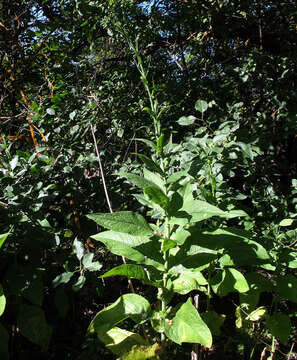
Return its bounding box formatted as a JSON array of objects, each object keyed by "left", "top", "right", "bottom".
[{"left": 90, "top": 124, "right": 136, "bottom": 294}]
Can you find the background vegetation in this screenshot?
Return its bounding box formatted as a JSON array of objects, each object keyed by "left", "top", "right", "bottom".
[{"left": 0, "top": 0, "right": 296, "bottom": 359}]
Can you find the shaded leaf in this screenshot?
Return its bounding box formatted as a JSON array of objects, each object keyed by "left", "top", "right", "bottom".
[
  {"left": 18, "top": 305, "right": 52, "bottom": 351},
  {"left": 52, "top": 272, "right": 73, "bottom": 288},
  {"left": 144, "top": 186, "right": 169, "bottom": 210},
  {"left": 266, "top": 313, "right": 291, "bottom": 344},
  {"left": 177, "top": 115, "right": 196, "bottom": 126},
  {"left": 277, "top": 274, "right": 297, "bottom": 303},
  {"left": 0, "top": 323, "right": 9, "bottom": 360}
]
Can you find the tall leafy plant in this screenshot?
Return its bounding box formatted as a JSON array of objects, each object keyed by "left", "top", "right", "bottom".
[{"left": 86, "top": 44, "right": 272, "bottom": 359}]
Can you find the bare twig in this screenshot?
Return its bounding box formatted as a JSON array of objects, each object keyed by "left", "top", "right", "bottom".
[
  {"left": 90, "top": 124, "right": 136, "bottom": 295},
  {"left": 90, "top": 124, "right": 113, "bottom": 214}
]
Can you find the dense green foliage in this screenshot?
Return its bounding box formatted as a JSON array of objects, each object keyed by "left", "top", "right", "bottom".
[{"left": 0, "top": 1, "right": 296, "bottom": 359}]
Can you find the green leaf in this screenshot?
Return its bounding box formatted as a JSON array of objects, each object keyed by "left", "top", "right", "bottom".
[
  {"left": 144, "top": 186, "right": 169, "bottom": 210},
  {"left": 101, "top": 264, "right": 159, "bottom": 286},
  {"left": 178, "top": 228, "right": 271, "bottom": 267},
  {"left": 246, "top": 306, "right": 267, "bottom": 321},
  {"left": 195, "top": 100, "right": 208, "bottom": 113},
  {"left": 88, "top": 294, "right": 151, "bottom": 336},
  {"left": 211, "top": 268, "right": 249, "bottom": 296},
  {"left": 52, "top": 272, "right": 74, "bottom": 288},
  {"left": 240, "top": 272, "right": 272, "bottom": 311},
  {"left": 181, "top": 200, "right": 226, "bottom": 222},
  {"left": 72, "top": 275, "right": 86, "bottom": 292},
  {"left": 0, "top": 284, "right": 6, "bottom": 317},
  {"left": 168, "top": 272, "right": 207, "bottom": 295},
  {"left": 120, "top": 343, "right": 162, "bottom": 359},
  {"left": 143, "top": 168, "right": 166, "bottom": 192},
  {"left": 0, "top": 230, "right": 11, "bottom": 249},
  {"left": 18, "top": 305, "right": 52, "bottom": 351},
  {"left": 136, "top": 154, "right": 164, "bottom": 175},
  {"left": 201, "top": 311, "right": 226, "bottom": 336},
  {"left": 157, "top": 134, "right": 164, "bottom": 154},
  {"left": 135, "top": 138, "right": 156, "bottom": 151},
  {"left": 101, "top": 327, "right": 148, "bottom": 356},
  {"left": 279, "top": 218, "right": 294, "bottom": 226},
  {"left": 266, "top": 313, "right": 291, "bottom": 344},
  {"left": 73, "top": 238, "right": 84, "bottom": 261},
  {"left": 117, "top": 172, "right": 155, "bottom": 189},
  {"left": 87, "top": 211, "right": 153, "bottom": 236},
  {"left": 22, "top": 269, "right": 44, "bottom": 306},
  {"left": 0, "top": 323, "right": 9, "bottom": 360},
  {"left": 177, "top": 115, "right": 196, "bottom": 126},
  {"left": 91, "top": 231, "right": 164, "bottom": 271},
  {"left": 165, "top": 298, "right": 212, "bottom": 347},
  {"left": 277, "top": 274, "right": 297, "bottom": 303}
]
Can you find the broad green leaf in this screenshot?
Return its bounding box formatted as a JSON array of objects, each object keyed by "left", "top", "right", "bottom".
[
  {"left": 211, "top": 268, "right": 249, "bottom": 296},
  {"left": 22, "top": 269, "right": 44, "bottom": 306},
  {"left": 117, "top": 172, "right": 155, "bottom": 189},
  {"left": 201, "top": 311, "right": 226, "bottom": 336},
  {"left": 120, "top": 343, "right": 163, "bottom": 359},
  {"left": 18, "top": 305, "right": 52, "bottom": 351},
  {"left": 266, "top": 313, "right": 291, "bottom": 344},
  {"left": 52, "top": 272, "right": 74, "bottom": 288},
  {"left": 276, "top": 274, "right": 297, "bottom": 303},
  {"left": 136, "top": 154, "right": 164, "bottom": 175},
  {"left": 167, "top": 171, "right": 187, "bottom": 184},
  {"left": 0, "top": 323, "right": 9, "bottom": 360},
  {"left": 165, "top": 298, "right": 212, "bottom": 347},
  {"left": 161, "top": 238, "right": 177, "bottom": 253},
  {"left": 179, "top": 228, "right": 270, "bottom": 266},
  {"left": 135, "top": 138, "right": 156, "bottom": 151},
  {"left": 72, "top": 275, "right": 86, "bottom": 292},
  {"left": 144, "top": 186, "right": 169, "bottom": 210},
  {"left": 240, "top": 272, "right": 272, "bottom": 311},
  {"left": 182, "top": 200, "right": 247, "bottom": 222},
  {"left": 224, "top": 209, "right": 249, "bottom": 218},
  {"left": 246, "top": 306, "right": 267, "bottom": 321},
  {"left": 101, "top": 264, "right": 160, "bottom": 286},
  {"left": 279, "top": 218, "right": 294, "bottom": 226},
  {"left": 172, "top": 227, "right": 191, "bottom": 245},
  {"left": 88, "top": 294, "right": 151, "bottom": 336},
  {"left": 73, "top": 238, "right": 84, "bottom": 261},
  {"left": 177, "top": 115, "right": 196, "bottom": 126},
  {"left": 181, "top": 200, "right": 226, "bottom": 221},
  {"left": 195, "top": 100, "right": 208, "bottom": 113},
  {"left": 82, "top": 253, "right": 94, "bottom": 267},
  {"left": 91, "top": 231, "right": 164, "bottom": 270},
  {"left": 0, "top": 231, "right": 11, "bottom": 249},
  {"left": 100, "top": 327, "right": 148, "bottom": 356},
  {"left": 0, "top": 284, "right": 6, "bottom": 316},
  {"left": 167, "top": 272, "right": 207, "bottom": 295},
  {"left": 87, "top": 211, "right": 153, "bottom": 236},
  {"left": 143, "top": 168, "right": 166, "bottom": 192}
]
